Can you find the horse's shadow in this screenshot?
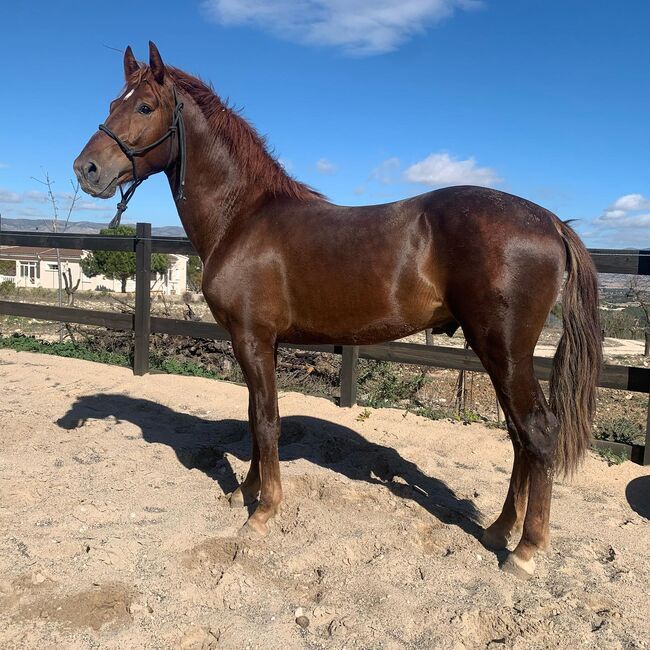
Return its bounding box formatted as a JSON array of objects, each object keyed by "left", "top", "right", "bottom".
[{"left": 56, "top": 393, "right": 485, "bottom": 545}]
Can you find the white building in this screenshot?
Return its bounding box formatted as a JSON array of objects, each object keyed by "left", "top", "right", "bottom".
[{"left": 0, "top": 246, "right": 188, "bottom": 295}]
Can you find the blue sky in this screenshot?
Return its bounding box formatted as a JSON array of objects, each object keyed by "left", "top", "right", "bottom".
[{"left": 0, "top": 0, "right": 648, "bottom": 247}]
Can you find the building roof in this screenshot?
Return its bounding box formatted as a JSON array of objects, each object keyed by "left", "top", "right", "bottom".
[{"left": 0, "top": 247, "right": 83, "bottom": 261}]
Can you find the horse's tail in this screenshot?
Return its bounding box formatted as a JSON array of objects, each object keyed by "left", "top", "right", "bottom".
[{"left": 549, "top": 219, "right": 602, "bottom": 477}]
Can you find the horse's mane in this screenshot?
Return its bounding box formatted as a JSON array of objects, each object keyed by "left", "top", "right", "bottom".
[{"left": 135, "top": 66, "right": 323, "bottom": 203}]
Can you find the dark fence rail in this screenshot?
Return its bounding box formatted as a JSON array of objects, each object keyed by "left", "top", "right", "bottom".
[
  {"left": 3, "top": 229, "right": 650, "bottom": 274},
  {"left": 1, "top": 225, "right": 649, "bottom": 465}
]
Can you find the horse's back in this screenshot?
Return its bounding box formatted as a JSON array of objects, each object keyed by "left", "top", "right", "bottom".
[{"left": 415, "top": 185, "right": 564, "bottom": 245}]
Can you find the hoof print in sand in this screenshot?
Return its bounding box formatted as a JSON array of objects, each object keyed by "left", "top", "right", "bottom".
[
  {"left": 182, "top": 537, "right": 246, "bottom": 574},
  {"left": 17, "top": 582, "right": 134, "bottom": 631}
]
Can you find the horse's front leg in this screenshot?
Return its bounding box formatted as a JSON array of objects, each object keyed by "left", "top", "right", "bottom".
[{"left": 231, "top": 331, "right": 282, "bottom": 537}]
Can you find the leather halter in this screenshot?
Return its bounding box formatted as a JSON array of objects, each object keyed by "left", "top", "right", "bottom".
[{"left": 98, "top": 85, "right": 186, "bottom": 228}]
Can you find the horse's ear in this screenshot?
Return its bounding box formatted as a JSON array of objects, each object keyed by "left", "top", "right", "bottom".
[
  {"left": 123, "top": 46, "right": 139, "bottom": 80},
  {"left": 148, "top": 41, "right": 166, "bottom": 84}
]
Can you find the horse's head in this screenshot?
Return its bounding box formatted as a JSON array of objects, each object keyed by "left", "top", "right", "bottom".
[{"left": 74, "top": 42, "right": 179, "bottom": 201}]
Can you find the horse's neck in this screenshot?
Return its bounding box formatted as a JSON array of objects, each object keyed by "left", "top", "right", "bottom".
[{"left": 164, "top": 99, "right": 264, "bottom": 261}]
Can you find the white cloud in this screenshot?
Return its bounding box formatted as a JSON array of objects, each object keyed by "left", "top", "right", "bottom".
[
  {"left": 76, "top": 200, "right": 111, "bottom": 212},
  {"left": 0, "top": 163, "right": 9, "bottom": 169},
  {"left": 601, "top": 209, "right": 626, "bottom": 220},
  {"left": 0, "top": 187, "right": 108, "bottom": 213},
  {"left": 610, "top": 193, "right": 650, "bottom": 212},
  {"left": 316, "top": 157, "right": 337, "bottom": 174},
  {"left": 0, "top": 189, "right": 21, "bottom": 203},
  {"left": 201, "top": 0, "right": 482, "bottom": 55},
  {"left": 590, "top": 192, "right": 650, "bottom": 247},
  {"left": 24, "top": 190, "right": 50, "bottom": 203},
  {"left": 370, "top": 157, "right": 401, "bottom": 185},
  {"left": 597, "top": 193, "right": 650, "bottom": 227},
  {"left": 597, "top": 211, "right": 650, "bottom": 229},
  {"left": 404, "top": 152, "right": 501, "bottom": 187}
]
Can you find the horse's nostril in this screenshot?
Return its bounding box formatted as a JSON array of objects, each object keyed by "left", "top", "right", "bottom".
[{"left": 86, "top": 161, "right": 99, "bottom": 181}]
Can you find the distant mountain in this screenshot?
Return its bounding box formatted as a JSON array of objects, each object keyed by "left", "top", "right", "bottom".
[{"left": 0, "top": 217, "right": 186, "bottom": 238}]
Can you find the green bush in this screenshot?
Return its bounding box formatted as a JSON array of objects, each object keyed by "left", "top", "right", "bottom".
[
  {"left": 593, "top": 446, "right": 629, "bottom": 466},
  {"left": 0, "top": 280, "right": 16, "bottom": 296},
  {"left": 152, "top": 355, "right": 224, "bottom": 379},
  {"left": 594, "top": 417, "right": 641, "bottom": 444},
  {"left": 357, "top": 360, "right": 427, "bottom": 408}
]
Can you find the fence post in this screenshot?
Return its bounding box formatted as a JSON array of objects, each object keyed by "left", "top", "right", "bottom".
[
  {"left": 134, "top": 222, "right": 151, "bottom": 375},
  {"left": 425, "top": 328, "right": 433, "bottom": 346},
  {"left": 340, "top": 345, "right": 359, "bottom": 407},
  {"left": 641, "top": 395, "right": 650, "bottom": 465}
]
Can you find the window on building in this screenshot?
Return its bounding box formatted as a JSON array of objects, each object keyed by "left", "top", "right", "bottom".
[
  {"left": 47, "top": 263, "right": 59, "bottom": 271},
  {"left": 19, "top": 261, "right": 40, "bottom": 282}
]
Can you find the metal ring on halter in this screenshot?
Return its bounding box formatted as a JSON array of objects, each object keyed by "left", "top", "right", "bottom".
[{"left": 98, "top": 85, "right": 186, "bottom": 228}]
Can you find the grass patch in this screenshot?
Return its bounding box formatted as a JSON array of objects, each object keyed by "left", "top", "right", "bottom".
[
  {"left": 410, "top": 405, "right": 452, "bottom": 421},
  {"left": 355, "top": 408, "right": 371, "bottom": 422},
  {"left": 406, "top": 405, "right": 488, "bottom": 426},
  {"left": 0, "top": 334, "right": 230, "bottom": 382},
  {"left": 593, "top": 446, "right": 629, "bottom": 466},
  {"left": 357, "top": 360, "right": 491, "bottom": 426},
  {"left": 151, "top": 355, "right": 225, "bottom": 380},
  {"left": 0, "top": 333, "right": 131, "bottom": 367}
]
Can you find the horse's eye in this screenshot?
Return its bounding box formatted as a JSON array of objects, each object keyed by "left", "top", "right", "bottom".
[{"left": 138, "top": 104, "right": 153, "bottom": 115}]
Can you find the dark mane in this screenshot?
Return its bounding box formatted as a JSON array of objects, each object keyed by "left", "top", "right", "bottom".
[{"left": 160, "top": 66, "right": 323, "bottom": 202}]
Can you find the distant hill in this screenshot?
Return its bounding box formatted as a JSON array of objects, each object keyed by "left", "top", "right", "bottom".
[{"left": 0, "top": 217, "right": 186, "bottom": 238}]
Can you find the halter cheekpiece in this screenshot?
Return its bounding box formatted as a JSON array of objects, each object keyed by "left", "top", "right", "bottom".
[{"left": 98, "top": 85, "right": 186, "bottom": 228}]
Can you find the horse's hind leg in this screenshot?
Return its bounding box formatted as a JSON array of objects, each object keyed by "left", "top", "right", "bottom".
[
  {"left": 480, "top": 352, "right": 558, "bottom": 577},
  {"left": 482, "top": 414, "right": 530, "bottom": 550},
  {"left": 457, "top": 311, "right": 559, "bottom": 577}
]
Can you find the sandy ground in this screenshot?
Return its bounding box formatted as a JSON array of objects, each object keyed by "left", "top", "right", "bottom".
[
  {"left": 537, "top": 337, "right": 646, "bottom": 360},
  {"left": 0, "top": 350, "right": 648, "bottom": 650},
  {"left": 422, "top": 332, "right": 647, "bottom": 361}
]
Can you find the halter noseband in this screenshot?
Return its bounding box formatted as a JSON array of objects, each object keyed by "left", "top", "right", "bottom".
[{"left": 98, "top": 85, "right": 186, "bottom": 228}]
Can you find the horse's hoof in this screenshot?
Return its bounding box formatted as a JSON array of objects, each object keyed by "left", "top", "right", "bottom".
[
  {"left": 501, "top": 553, "right": 535, "bottom": 579},
  {"left": 238, "top": 518, "right": 268, "bottom": 539},
  {"left": 482, "top": 527, "right": 509, "bottom": 550}
]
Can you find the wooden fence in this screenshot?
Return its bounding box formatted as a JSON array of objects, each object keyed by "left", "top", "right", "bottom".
[{"left": 1, "top": 223, "right": 648, "bottom": 465}]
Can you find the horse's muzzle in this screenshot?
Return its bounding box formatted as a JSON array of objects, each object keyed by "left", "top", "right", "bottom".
[{"left": 73, "top": 154, "right": 119, "bottom": 198}]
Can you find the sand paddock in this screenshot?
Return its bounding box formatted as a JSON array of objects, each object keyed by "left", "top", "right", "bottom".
[{"left": 0, "top": 349, "right": 648, "bottom": 649}]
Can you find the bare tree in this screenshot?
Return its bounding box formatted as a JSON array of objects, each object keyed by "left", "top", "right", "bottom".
[
  {"left": 31, "top": 172, "right": 80, "bottom": 340},
  {"left": 627, "top": 275, "right": 650, "bottom": 356}
]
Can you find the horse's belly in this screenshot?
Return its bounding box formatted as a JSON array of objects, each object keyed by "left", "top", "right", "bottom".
[{"left": 280, "top": 295, "right": 453, "bottom": 346}]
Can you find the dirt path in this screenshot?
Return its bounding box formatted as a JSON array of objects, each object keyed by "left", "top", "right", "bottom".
[{"left": 0, "top": 350, "right": 648, "bottom": 649}]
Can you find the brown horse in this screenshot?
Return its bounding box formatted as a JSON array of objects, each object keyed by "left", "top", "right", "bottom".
[{"left": 74, "top": 42, "right": 601, "bottom": 578}]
